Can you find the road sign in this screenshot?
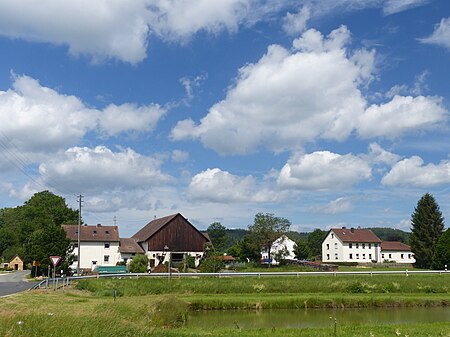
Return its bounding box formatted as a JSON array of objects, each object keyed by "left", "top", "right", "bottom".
[{"left": 50, "top": 256, "right": 61, "bottom": 267}]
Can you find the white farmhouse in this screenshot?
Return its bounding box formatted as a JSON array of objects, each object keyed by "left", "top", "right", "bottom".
[
  {"left": 261, "top": 235, "right": 296, "bottom": 265},
  {"left": 322, "top": 227, "right": 415, "bottom": 264},
  {"left": 380, "top": 241, "right": 415, "bottom": 263},
  {"left": 63, "top": 224, "right": 121, "bottom": 271},
  {"left": 322, "top": 227, "right": 382, "bottom": 263}
]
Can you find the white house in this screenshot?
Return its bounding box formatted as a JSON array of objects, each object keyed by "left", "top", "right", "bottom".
[
  {"left": 261, "top": 235, "right": 296, "bottom": 265},
  {"left": 322, "top": 227, "right": 382, "bottom": 263},
  {"left": 322, "top": 227, "right": 415, "bottom": 264},
  {"left": 62, "top": 224, "right": 121, "bottom": 271},
  {"left": 380, "top": 241, "right": 415, "bottom": 263}
]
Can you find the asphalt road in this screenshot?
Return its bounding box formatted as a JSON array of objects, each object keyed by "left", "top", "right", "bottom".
[{"left": 0, "top": 270, "right": 36, "bottom": 296}]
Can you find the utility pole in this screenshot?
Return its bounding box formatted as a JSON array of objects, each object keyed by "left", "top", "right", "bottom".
[{"left": 77, "top": 194, "right": 84, "bottom": 276}]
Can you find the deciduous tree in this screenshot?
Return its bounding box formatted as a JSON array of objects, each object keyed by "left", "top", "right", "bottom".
[
  {"left": 294, "top": 238, "right": 310, "bottom": 260},
  {"left": 246, "top": 213, "right": 291, "bottom": 264},
  {"left": 207, "top": 222, "right": 228, "bottom": 253}
]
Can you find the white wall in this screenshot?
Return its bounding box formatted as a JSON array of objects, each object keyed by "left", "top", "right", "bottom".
[
  {"left": 261, "top": 236, "right": 296, "bottom": 264},
  {"left": 71, "top": 241, "right": 120, "bottom": 270},
  {"left": 322, "top": 232, "right": 381, "bottom": 263},
  {"left": 381, "top": 251, "right": 415, "bottom": 264}
]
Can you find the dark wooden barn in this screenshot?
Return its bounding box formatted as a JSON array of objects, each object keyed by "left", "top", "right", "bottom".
[{"left": 132, "top": 213, "right": 210, "bottom": 266}]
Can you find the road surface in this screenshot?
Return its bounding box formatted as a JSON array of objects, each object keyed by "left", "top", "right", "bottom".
[{"left": 0, "top": 270, "right": 36, "bottom": 296}]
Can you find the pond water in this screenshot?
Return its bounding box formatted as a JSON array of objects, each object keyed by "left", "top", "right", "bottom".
[{"left": 187, "top": 307, "right": 450, "bottom": 329}]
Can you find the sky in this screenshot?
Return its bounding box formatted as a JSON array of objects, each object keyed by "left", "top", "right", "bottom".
[{"left": 0, "top": 0, "right": 449, "bottom": 237}]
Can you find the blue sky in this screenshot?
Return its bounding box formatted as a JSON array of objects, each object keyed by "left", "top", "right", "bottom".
[{"left": 0, "top": 0, "right": 449, "bottom": 237}]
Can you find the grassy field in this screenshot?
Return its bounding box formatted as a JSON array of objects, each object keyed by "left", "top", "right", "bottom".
[{"left": 0, "top": 273, "right": 449, "bottom": 336}]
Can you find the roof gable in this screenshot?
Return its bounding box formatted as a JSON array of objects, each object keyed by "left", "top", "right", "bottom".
[
  {"left": 132, "top": 213, "right": 209, "bottom": 243},
  {"left": 330, "top": 228, "right": 382, "bottom": 243}
]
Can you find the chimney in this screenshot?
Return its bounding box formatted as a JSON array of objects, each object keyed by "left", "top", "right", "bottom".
[
  {"left": 97, "top": 224, "right": 102, "bottom": 227},
  {"left": 350, "top": 227, "right": 355, "bottom": 233},
  {"left": 342, "top": 226, "right": 346, "bottom": 229}
]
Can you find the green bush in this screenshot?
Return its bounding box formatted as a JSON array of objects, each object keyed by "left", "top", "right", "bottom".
[{"left": 129, "top": 254, "right": 149, "bottom": 273}]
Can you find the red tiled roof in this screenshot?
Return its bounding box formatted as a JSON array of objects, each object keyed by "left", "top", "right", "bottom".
[
  {"left": 120, "top": 238, "right": 144, "bottom": 254},
  {"left": 131, "top": 213, "right": 179, "bottom": 242},
  {"left": 62, "top": 224, "right": 119, "bottom": 242},
  {"left": 331, "top": 228, "right": 382, "bottom": 243},
  {"left": 381, "top": 241, "right": 412, "bottom": 252}
]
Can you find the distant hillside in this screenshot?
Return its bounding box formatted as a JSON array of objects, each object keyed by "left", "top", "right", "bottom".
[{"left": 370, "top": 227, "right": 410, "bottom": 243}]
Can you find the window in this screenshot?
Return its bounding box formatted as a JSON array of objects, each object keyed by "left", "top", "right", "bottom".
[
  {"left": 92, "top": 261, "right": 97, "bottom": 265},
  {"left": 335, "top": 253, "right": 338, "bottom": 260},
  {"left": 331, "top": 233, "right": 334, "bottom": 239},
  {"left": 334, "top": 243, "right": 338, "bottom": 249},
  {"left": 356, "top": 253, "right": 359, "bottom": 259},
  {"left": 356, "top": 243, "right": 359, "bottom": 248},
  {"left": 363, "top": 254, "right": 366, "bottom": 259},
  {"left": 374, "top": 244, "right": 378, "bottom": 247},
  {"left": 401, "top": 254, "right": 404, "bottom": 259},
  {"left": 93, "top": 230, "right": 97, "bottom": 234},
  {"left": 349, "top": 243, "right": 352, "bottom": 248},
  {"left": 105, "top": 230, "right": 110, "bottom": 234},
  {"left": 368, "top": 244, "right": 371, "bottom": 249},
  {"left": 362, "top": 243, "right": 365, "bottom": 249},
  {"left": 389, "top": 254, "right": 392, "bottom": 259},
  {"left": 369, "top": 254, "right": 372, "bottom": 260},
  {"left": 327, "top": 254, "right": 330, "bottom": 260},
  {"left": 326, "top": 244, "right": 329, "bottom": 250},
  {"left": 349, "top": 254, "right": 353, "bottom": 259},
  {"left": 104, "top": 255, "right": 110, "bottom": 263},
  {"left": 73, "top": 242, "right": 78, "bottom": 248},
  {"left": 408, "top": 254, "right": 412, "bottom": 259},
  {"left": 382, "top": 254, "right": 385, "bottom": 259},
  {"left": 104, "top": 242, "right": 110, "bottom": 249}
]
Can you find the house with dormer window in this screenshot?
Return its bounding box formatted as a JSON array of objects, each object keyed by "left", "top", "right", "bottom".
[
  {"left": 62, "top": 224, "right": 121, "bottom": 271},
  {"left": 322, "top": 227, "right": 415, "bottom": 264}
]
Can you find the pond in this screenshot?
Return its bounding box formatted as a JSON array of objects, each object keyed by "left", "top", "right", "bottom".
[{"left": 187, "top": 307, "right": 450, "bottom": 329}]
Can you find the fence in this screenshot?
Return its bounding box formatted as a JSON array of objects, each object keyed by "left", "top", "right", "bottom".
[{"left": 31, "top": 269, "right": 449, "bottom": 290}]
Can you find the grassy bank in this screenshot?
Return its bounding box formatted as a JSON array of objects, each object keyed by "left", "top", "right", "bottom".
[
  {"left": 77, "top": 273, "right": 450, "bottom": 297},
  {"left": 0, "top": 291, "right": 449, "bottom": 337}
]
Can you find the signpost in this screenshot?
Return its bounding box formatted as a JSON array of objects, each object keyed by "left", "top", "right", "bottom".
[{"left": 50, "top": 256, "right": 61, "bottom": 291}]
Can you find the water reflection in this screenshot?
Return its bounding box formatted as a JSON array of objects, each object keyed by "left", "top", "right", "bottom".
[{"left": 187, "top": 307, "right": 450, "bottom": 329}]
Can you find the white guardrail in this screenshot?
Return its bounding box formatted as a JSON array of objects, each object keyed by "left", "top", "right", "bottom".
[{"left": 31, "top": 269, "right": 449, "bottom": 290}]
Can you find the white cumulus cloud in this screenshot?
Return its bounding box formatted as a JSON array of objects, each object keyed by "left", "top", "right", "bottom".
[
  {"left": 39, "top": 146, "right": 172, "bottom": 194},
  {"left": 172, "top": 26, "right": 373, "bottom": 154},
  {"left": 278, "top": 151, "right": 372, "bottom": 190},
  {"left": 188, "top": 168, "right": 277, "bottom": 203},
  {"left": 358, "top": 95, "right": 447, "bottom": 138},
  {"left": 381, "top": 156, "right": 450, "bottom": 187},
  {"left": 0, "top": 74, "right": 167, "bottom": 162}
]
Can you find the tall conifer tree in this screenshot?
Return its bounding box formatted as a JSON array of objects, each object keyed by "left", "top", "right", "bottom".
[{"left": 410, "top": 193, "right": 444, "bottom": 269}]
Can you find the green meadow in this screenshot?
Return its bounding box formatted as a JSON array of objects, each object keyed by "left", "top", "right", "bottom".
[{"left": 0, "top": 273, "right": 449, "bottom": 336}]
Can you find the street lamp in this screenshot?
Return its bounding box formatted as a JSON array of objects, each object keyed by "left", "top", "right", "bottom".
[{"left": 164, "top": 245, "right": 171, "bottom": 280}]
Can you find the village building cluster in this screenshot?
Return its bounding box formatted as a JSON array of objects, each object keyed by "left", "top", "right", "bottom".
[{"left": 62, "top": 214, "right": 415, "bottom": 272}]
